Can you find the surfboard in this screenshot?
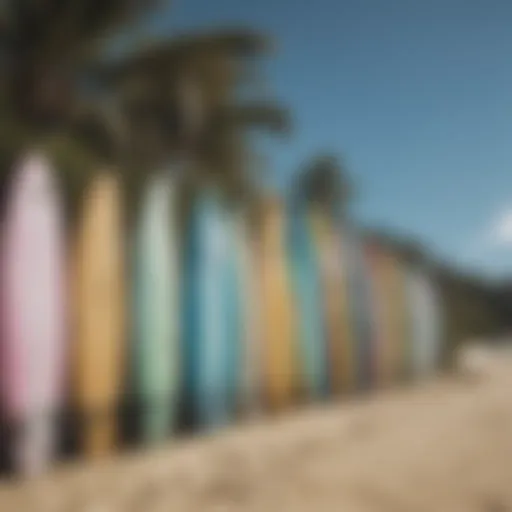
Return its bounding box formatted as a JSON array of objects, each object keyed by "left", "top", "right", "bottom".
[
  {"left": 383, "top": 251, "right": 409, "bottom": 382},
  {"left": 334, "top": 217, "right": 370, "bottom": 393},
  {"left": 380, "top": 248, "right": 399, "bottom": 386},
  {"left": 367, "top": 244, "right": 407, "bottom": 387},
  {"left": 397, "top": 262, "right": 414, "bottom": 380},
  {"left": 363, "top": 241, "right": 391, "bottom": 387},
  {"left": 1, "top": 152, "right": 66, "bottom": 475},
  {"left": 407, "top": 270, "right": 442, "bottom": 378},
  {"left": 309, "top": 211, "right": 361, "bottom": 395},
  {"left": 406, "top": 268, "right": 427, "bottom": 378},
  {"left": 224, "top": 210, "right": 241, "bottom": 419},
  {"left": 258, "top": 199, "right": 297, "bottom": 410},
  {"left": 73, "top": 172, "right": 126, "bottom": 457},
  {"left": 424, "top": 275, "right": 443, "bottom": 374},
  {"left": 231, "top": 211, "right": 261, "bottom": 415},
  {"left": 340, "top": 229, "right": 372, "bottom": 390},
  {"left": 287, "top": 204, "right": 326, "bottom": 399},
  {"left": 132, "top": 173, "right": 180, "bottom": 443},
  {"left": 183, "top": 192, "right": 233, "bottom": 428}
]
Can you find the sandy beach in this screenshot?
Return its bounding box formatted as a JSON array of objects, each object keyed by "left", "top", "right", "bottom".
[{"left": 1, "top": 347, "right": 510, "bottom": 512}]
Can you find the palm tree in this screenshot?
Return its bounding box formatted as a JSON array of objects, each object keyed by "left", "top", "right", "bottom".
[
  {"left": 0, "top": 4, "right": 290, "bottom": 209},
  {"left": 0, "top": 0, "right": 165, "bottom": 129},
  {"left": 96, "top": 28, "right": 290, "bottom": 200},
  {"left": 0, "top": 0, "right": 169, "bottom": 210},
  {"left": 295, "top": 153, "right": 352, "bottom": 217},
  {"left": 195, "top": 100, "right": 290, "bottom": 200}
]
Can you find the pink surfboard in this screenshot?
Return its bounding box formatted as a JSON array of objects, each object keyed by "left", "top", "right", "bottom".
[{"left": 1, "top": 152, "right": 66, "bottom": 475}]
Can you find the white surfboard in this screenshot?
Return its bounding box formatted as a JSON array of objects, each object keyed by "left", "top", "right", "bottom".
[{"left": 1, "top": 152, "right": 66, "bottom": 475}]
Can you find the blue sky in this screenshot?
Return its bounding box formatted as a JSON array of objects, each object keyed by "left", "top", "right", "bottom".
[{"left": 147, "top": 0, "right": 512, "bottom": 277}]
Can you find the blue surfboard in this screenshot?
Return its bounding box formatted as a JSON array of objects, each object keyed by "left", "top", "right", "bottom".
[
  {"left": 287, "top": 201, "right": 327, "bottom": 399},
  {"left": 231, "top": 212, "right": 263, "bottom": 415},
  {"left": 183, "top": 192, "right": 236, "bottom": 428},
  {"left": 224, "top": 210, "right": 242, "bottom": 416},
  {"left": 344, "top": 228, "right": 375, "bottom": 390}
]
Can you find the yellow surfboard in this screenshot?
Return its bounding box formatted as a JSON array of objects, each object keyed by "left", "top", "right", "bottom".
[
  {"left": 308, "top": 210, "right": 354, "bottom": 393},
  {"left": 385, "top": 251, "right": 409, "bottom": 382},
  {"left": 366, "top": 242, "right": 392, "bottom": 387},
  {"left": 258, "top": 199, "right": 297, "bottom": 411},
  {"left": 72, "top": 172, "right": 126, "bottom": 457},
  {"left": 377, "top": 248, "right": 407, "bottom": 386}
]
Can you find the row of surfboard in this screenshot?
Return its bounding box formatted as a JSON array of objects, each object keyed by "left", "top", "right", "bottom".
[{"left": 0, "top": 153, "right": 442, "bottom": 476}]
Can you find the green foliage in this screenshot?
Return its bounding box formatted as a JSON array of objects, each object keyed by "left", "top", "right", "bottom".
[
  {"left": 97, "top": 28, "right": 271, "bottom": 82},
  {"left": 99, "top": 27, "right": 290, "bottom": 199},
  {"left": 295, "top": 153, "right": 352, "bottom": 216},
  {"left": 435, "top": 266, "right": 512, "bottom": 366},
  {"left": 0, "top": 0, "right": 290, "bottom": 207},
  {"left": 0, "top": 0, "right": 166, "bottom": 128}
]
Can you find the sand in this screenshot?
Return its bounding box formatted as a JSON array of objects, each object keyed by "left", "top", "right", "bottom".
[{"left": 1, "top": 348, "right": 511, "bottom": 511}]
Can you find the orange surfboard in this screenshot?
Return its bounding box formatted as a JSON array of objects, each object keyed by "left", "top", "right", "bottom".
[
  {"left": 371, "top": 245, "right": 405, "bottom": 386},
  {"left": 72, "top": 172, "right": 126, "bottom": 456},
  {"left": 365, "top": 242, "right": 392, "bottom": 387}
]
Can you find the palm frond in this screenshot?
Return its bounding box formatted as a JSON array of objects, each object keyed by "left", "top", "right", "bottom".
[
  {"left": 214, "top": 101, "right": 290, "bottom": 134},
  {"left": 95, "top": 27, "right": 271, "bottom": 83}
]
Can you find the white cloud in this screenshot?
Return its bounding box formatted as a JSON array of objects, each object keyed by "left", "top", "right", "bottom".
[
  {"left": 490, "top": 208, "right": 512, "bottom": 247},
  {"left": 458, "top": 206, "right": 512, "bottom": 275}
]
